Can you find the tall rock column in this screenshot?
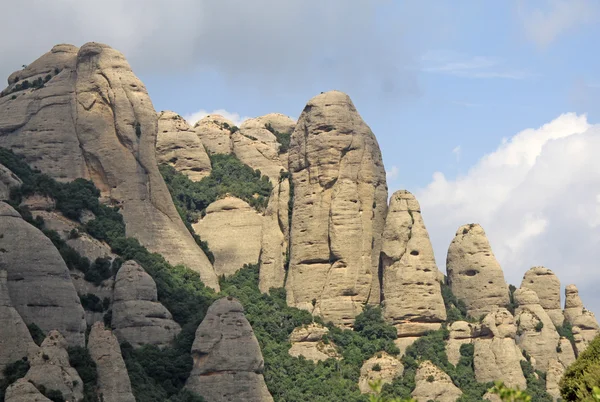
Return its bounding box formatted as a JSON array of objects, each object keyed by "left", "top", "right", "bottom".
[
  {"left": 520, "top": 267, "right": 564, "bottom": 327},
  {"left": 563, "top": 284, "right": 600, "bottom": 355},
  {"left": 381, "top": 190, "right": 446, "bottom": 337},
  {"left": 446, "top": 224, "right": 509, "bottom": 318},
  {"left": 286, "top": 91, "right": 388, "bottom": 326}
]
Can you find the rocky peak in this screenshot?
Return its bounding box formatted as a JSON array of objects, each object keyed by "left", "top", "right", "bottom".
[
  {"left": 286, "top": 90, "right": 388, "bottom": 326},
  {"left": 520, "top": 266, "right": 563, "bottom": 326},
  {"left": 381, "top": 190, "right": 446, "bottom": 336},
  {"left": 412, "top": 360, "right": 462, "bottom": 402},
  {"left": 194, "top": 114, "right": 235, "bottom": 155},
  {"left": 185, "top": 296, "right": 273, "bottom": 402},
  {"left": 563, "top": 284, "right": 600, "bottom": 355},
  {"left": 4, "top": 378, "right": 51, "bottom": 402},
  {"left": 446, "top": 223, "right": 510, "bottom": 318},
  {"left": 156, "top": 110, "right": 212, "bottom": 181}
]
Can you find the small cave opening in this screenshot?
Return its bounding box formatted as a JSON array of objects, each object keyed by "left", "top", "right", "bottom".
[
  {"left": 410, "top": 250, "right": 419, "bottom": 256},
  {"left": 464, "top": 269, "right": 478, "bottom": 277}
]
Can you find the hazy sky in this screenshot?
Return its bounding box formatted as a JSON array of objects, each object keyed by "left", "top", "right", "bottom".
[{"left": 2, "top": 0, "right": 599, "bottom": 315}]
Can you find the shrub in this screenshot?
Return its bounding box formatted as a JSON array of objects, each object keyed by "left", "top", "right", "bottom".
[
  {"left": 265, "top": 123, "right": 292, "bottom": 154},
  {"left": 0, "top": 358, "right": 30, "bottom": 399},
  {"left": 373, "top": 363, "right": 382, "bottom": 372},
  {"left": 560, "top": 334, "right": 600, "bottom": 400},
  {"left": 79, "top": 293, "right": 105, "bottom": 312},
  {"left": 27, "top": 323, "right": 46, "bottom": 346},
  {"left": 535, "top": 321, "right": 544, "bottom": 332},
  {"left": 68, "top": 346, "right": 99, "bottom": 402}
]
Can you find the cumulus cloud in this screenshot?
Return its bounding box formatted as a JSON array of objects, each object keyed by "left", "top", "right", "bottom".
[
  {"left": 184, "top": 109, "right": 251, "bottom": 127},
  {"left": 0, "top": 0, "right": 433, "bottom": 99},
  {"left": 416, "top": 113, "right": 600, "bottom": 314},
  {"left": 516, "top": 0, "right": 599, "bottom": 48}
]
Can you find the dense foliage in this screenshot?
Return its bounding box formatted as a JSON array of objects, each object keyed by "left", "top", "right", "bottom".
[
  {"left": 68, "top": 346, "right": 100, "bottom": 402},
  {"left": 0, "top": 358, "right": 30, "bottom": 400},
  {"left": 265, "top": 122, "right": 292, "bottom": 154},
  {"left": 560, "top": 334, "right": 600, "bottom": 400},
  {"left": 440, "top": 279, "right": 469, "bottom": 322}
]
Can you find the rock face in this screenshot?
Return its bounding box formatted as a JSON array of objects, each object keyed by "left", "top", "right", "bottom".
[
  {"left": 288, "top": 323, "right": 340, "bottom": 362},
  {"left": 88, "top": 322, "right": 136, "bottom": 402},
  {"left": 474, "top": 307, "right": 526, "bottom": 389},
  {"left": 514, "top": 287, "right": 560, "bottom": 371},
  {"left": 447, "top": 224, "right": 510, "bottom": 318},
  {"left": 0, "top": 43, "right": 219, "bottom": 291},
  {"left": 0, "top": 202, "right": 86, "bottom": 346},
  {"left": 193, "top": 197, "right": 263, "bottom": 277},
  {"left": 25, "top": 331, "right": 84, "bottom": 402},
  {"left": 358, "top": 352, "right": 403, "bottom": 394},
  {"left": 546, "top": 359, "right": 565, "bottom": 401},
  {"left": 185, "top": 297, "right": 273, "bottom": 402},
  {"left": 242, "top": 113, "right": 296, "bottom": 139},
  {"left": 5, "top": 378, "right": 51, "bottom": 402},
  {"left": 412, "top": 360, "right": 462, "bottom": 402},
  {"left": 0, "top": 270, "right": 39, "bottom": 376},
  {"left": 520, "top": 267, "right": 563, "bottom": 327},
  {"left": 286, "top": 91, "right": 388, "bottom": 326},
  {"left": 194, "top": 115, "right": 235, "bottom": 155},
  {"left": 156, "top": 111, "right": 211, "bottom": 181},
  {"left": 381, "top": 190, "right": 446, "bottom": 337},
  {"left": 563, "top": 284, "right": 600, "bottom": 355},
  {"left": 112, "top": 260, "right": 181, "bottom": 348},
  {"left": 0, "top": 163, "right": 21, "bottom": 201},
  {"left": 446, "top": 321, "right": 475, "bottom": 366}
]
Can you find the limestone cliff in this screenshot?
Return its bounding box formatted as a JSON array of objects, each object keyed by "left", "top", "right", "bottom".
[
  {"left": 286, "top": 91, "right": 388, "bottom": 326},
  {"left": 185, "top": 297, "right": 274, "bottom": 402},
  {"left": 0, "top": 43, "right": 219, "bottom": 290}
]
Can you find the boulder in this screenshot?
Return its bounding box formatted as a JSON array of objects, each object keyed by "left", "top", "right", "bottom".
[
  {"left": 185, "top": 297, "right": 273, "bottom": 402},
  {"left": 520, "top": 267, "right": 563, "bottom": 327},
  {"left": 193, "top": 196, "right": 264, "bottom": 277},
  {"left": 381, "top": 190, "right": 446, "bottom": 336},
  {"left": 288, "top": 323, "right": 340, "bottom": 362},
  {"left": 88, "top": 322, "right": 136, "bottom": 402},
  {"left": 0, "top": 163, "right": 21, "bottom": 201},
  {"left": 4, "top": 378, "right": 51, "bottom": 402},
  {"left": 0, "top": 202, "right": 86, "bottom": 346},
  {"left": 0, "top": 43, "right": 219, "bottom": 290},
  {"left": 24, "top": 330, "right": 84, "bottom": 402},
  {"left": 156, "top": 111, "right": 211, "bottom": 181},
  {"left": 112, "top": 260, "right": 181, "bottom": 348},
  {"left": 0, "top": 270, "right": 39, "bottom": 376},
  {"left": 286, "top": 91, "right": 388, "bottom": 327},
  {"left": 358, "top": 352, "right": 403, "bottom": 394},
  {"left": 412, "top": 360, "right": 462, "bottom": 402},
  {"left": 241, "top": 113, "right": 296, "bottom": 139},
  {"left": 194, "top": 115, "right": 235, "bottom": 155},
  {"left": 563, "top": 284, "right": 600, "bottom": 355},
  {"left": 446, "top": 223, "right": 510, "bottom": 318}
]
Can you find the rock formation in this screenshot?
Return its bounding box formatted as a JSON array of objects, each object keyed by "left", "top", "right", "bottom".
[
  {"left": 446, "top": 224, "right": 510, "bottom": 318},
  {"left": 474, "top": 307, "right": 526, "bottom": 389},
  {"left": 381, "top": 190, "right": 446, "bottom": 337},
  {"left": 4, "top": 378, "right": 51, "bottom": 402},
  {"left": 0, "top": 202, "right": 86, "bottom": 346},
  {"left": 156, "top": 111, "right": 211, "bottom": 181},
  {"left": 446, "top": 321, "right": 475, "bottom": 366},
  {"left": 193, "top": 197, "right": 264, "bottom": 277},
  {"left": 288, "top": 323, "right": 340, "bottom": 362},
  {"left": 358, "top": 352, "right": 403, "bottom": 394},
  {"left": 185, "top": 297, "right": 273, "bottom": 402},
  {"left": 194, "top": 115, "right": 235, "bottom": 155},
  {"left": 546, "top": 359, "right": 565, "bottom": 401},
  {"left": 112, "top": 260, "right": 181, "bottom": 348},
  {"left": 88, "top": 322, "right": 136, "bottom": 402},
  {"left": 412, "top": 361, "right": 462, "bottom": 402},
  {"left": 0, "top": 270, "right": 39, "bottom": 376},
  {"left": 0, "top": 43, "right": 219, "bottom": 291},
  {"left": 0, "top": 163, "right": 21, "bottom": 201},
  {"left": 241, "top": 113, "right": 296, "bottom": 140},
  {"left": 24, "top": 330, "right": 84, "bottom": 402},
  {"left": 563, "top": 284, "right": 600, "bottom": 354},
  {"left": 286, "top": 91, "right": 388, "bottom": 326},
  {"left": 514, "top": 287, "right": 560, "bottom": 371},
  {"left": 520, "top": 267, "right": 563, "bottom": 327}
]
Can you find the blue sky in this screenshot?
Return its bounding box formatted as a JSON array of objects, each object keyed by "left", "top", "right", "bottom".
[{"left": 1, "top": 0, "right": 599, "bottom": 314}]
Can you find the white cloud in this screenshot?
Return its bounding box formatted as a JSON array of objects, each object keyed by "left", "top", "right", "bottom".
[
  {"left": 184, "top": 109, "right": 251, "bottom": 127},
  {"left": 416, "top": 113, "right": 600, "bottom": 314},
  {"left": 517, "top": 0, "right": 599, "bottom": 48},
  {"left": 421, "top": 51, "right": 531, "bottom": 80},
  {"left": 386, "top": 166, "right": 399, "bottom": 181},
  {"left": 452, "top": 146, "right": 461, "bottom": 162}
]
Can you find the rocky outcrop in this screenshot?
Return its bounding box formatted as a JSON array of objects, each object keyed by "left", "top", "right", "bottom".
[
  {"left": 563, "top": 284, "right": 600, "bottom": 355},
  {"left": 193, "top": 196, "right": 264, "bottom": 277},
  {"left": 358, "top": 352, "right": 403, "bottom": 394},
  {"left": 288, "top": 323, "right": 339, "bottom": 362},
  {"left": 520, "top": 267, "right": 563, "bottom": 327},
  {"left": 446, "top": 321, "right": 475, "bottom": 366},
  {"left": 0, "top": 43, "right": 219, "bottom": 291},
  {"left": 286, "top": 91, "right": 388, "bottom": 327},
  {"left": 0, "top": 163, "right": 21, "bottom": 201},
  {"left": 381, "top": 190, "right": 446, "bottom": 337},
  {"left": 4, "top": 378, "right": 51, "bottom": 402},
  {"left": 546, "top": 359, "right": 565, "bottom": 401},
  {"left": 185, "top": 297, "right": 273, "bottom": 402},
  {"left": 156, "top": 111, "right": 211, "bottom": 181},
  {"left": 474, "top": 307, "right": 526, "bottom": 389},
  {"left": 241, "top": 113, "right": 296, "bottom": 140},
  {"left": 514, "top": 288, "right": 560, "bottom": 371},
  {"left": 112, "top": 260, "right": 181, "bottom": 348},
  {"left": 412, "top": 361, "right": 462, "bottom": 402},
  {"left": 88, "top": 322, "right": 136, "bottom": 402},
  {"left": 0, "top": 202, "right": 86, "bottom": 346},
  {"left": 194, "top": 115, "right": 235, "bottom": 155},
  {"left": 24, "top": 331, "right": 84, "bottom": 402},
  {"left": 447, "top": 224, "right": 510, "bottom": 319},
  {"left": 0, "top": 270, "right": 39, "bottom": 376}
]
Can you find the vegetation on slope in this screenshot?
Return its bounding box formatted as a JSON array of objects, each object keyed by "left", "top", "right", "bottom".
[
  {"left": 560, "top": 334, "right": 600, "bottom": 401},
  {"left": 265, "top": 122, "right": 292, "bottom": 154}
]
